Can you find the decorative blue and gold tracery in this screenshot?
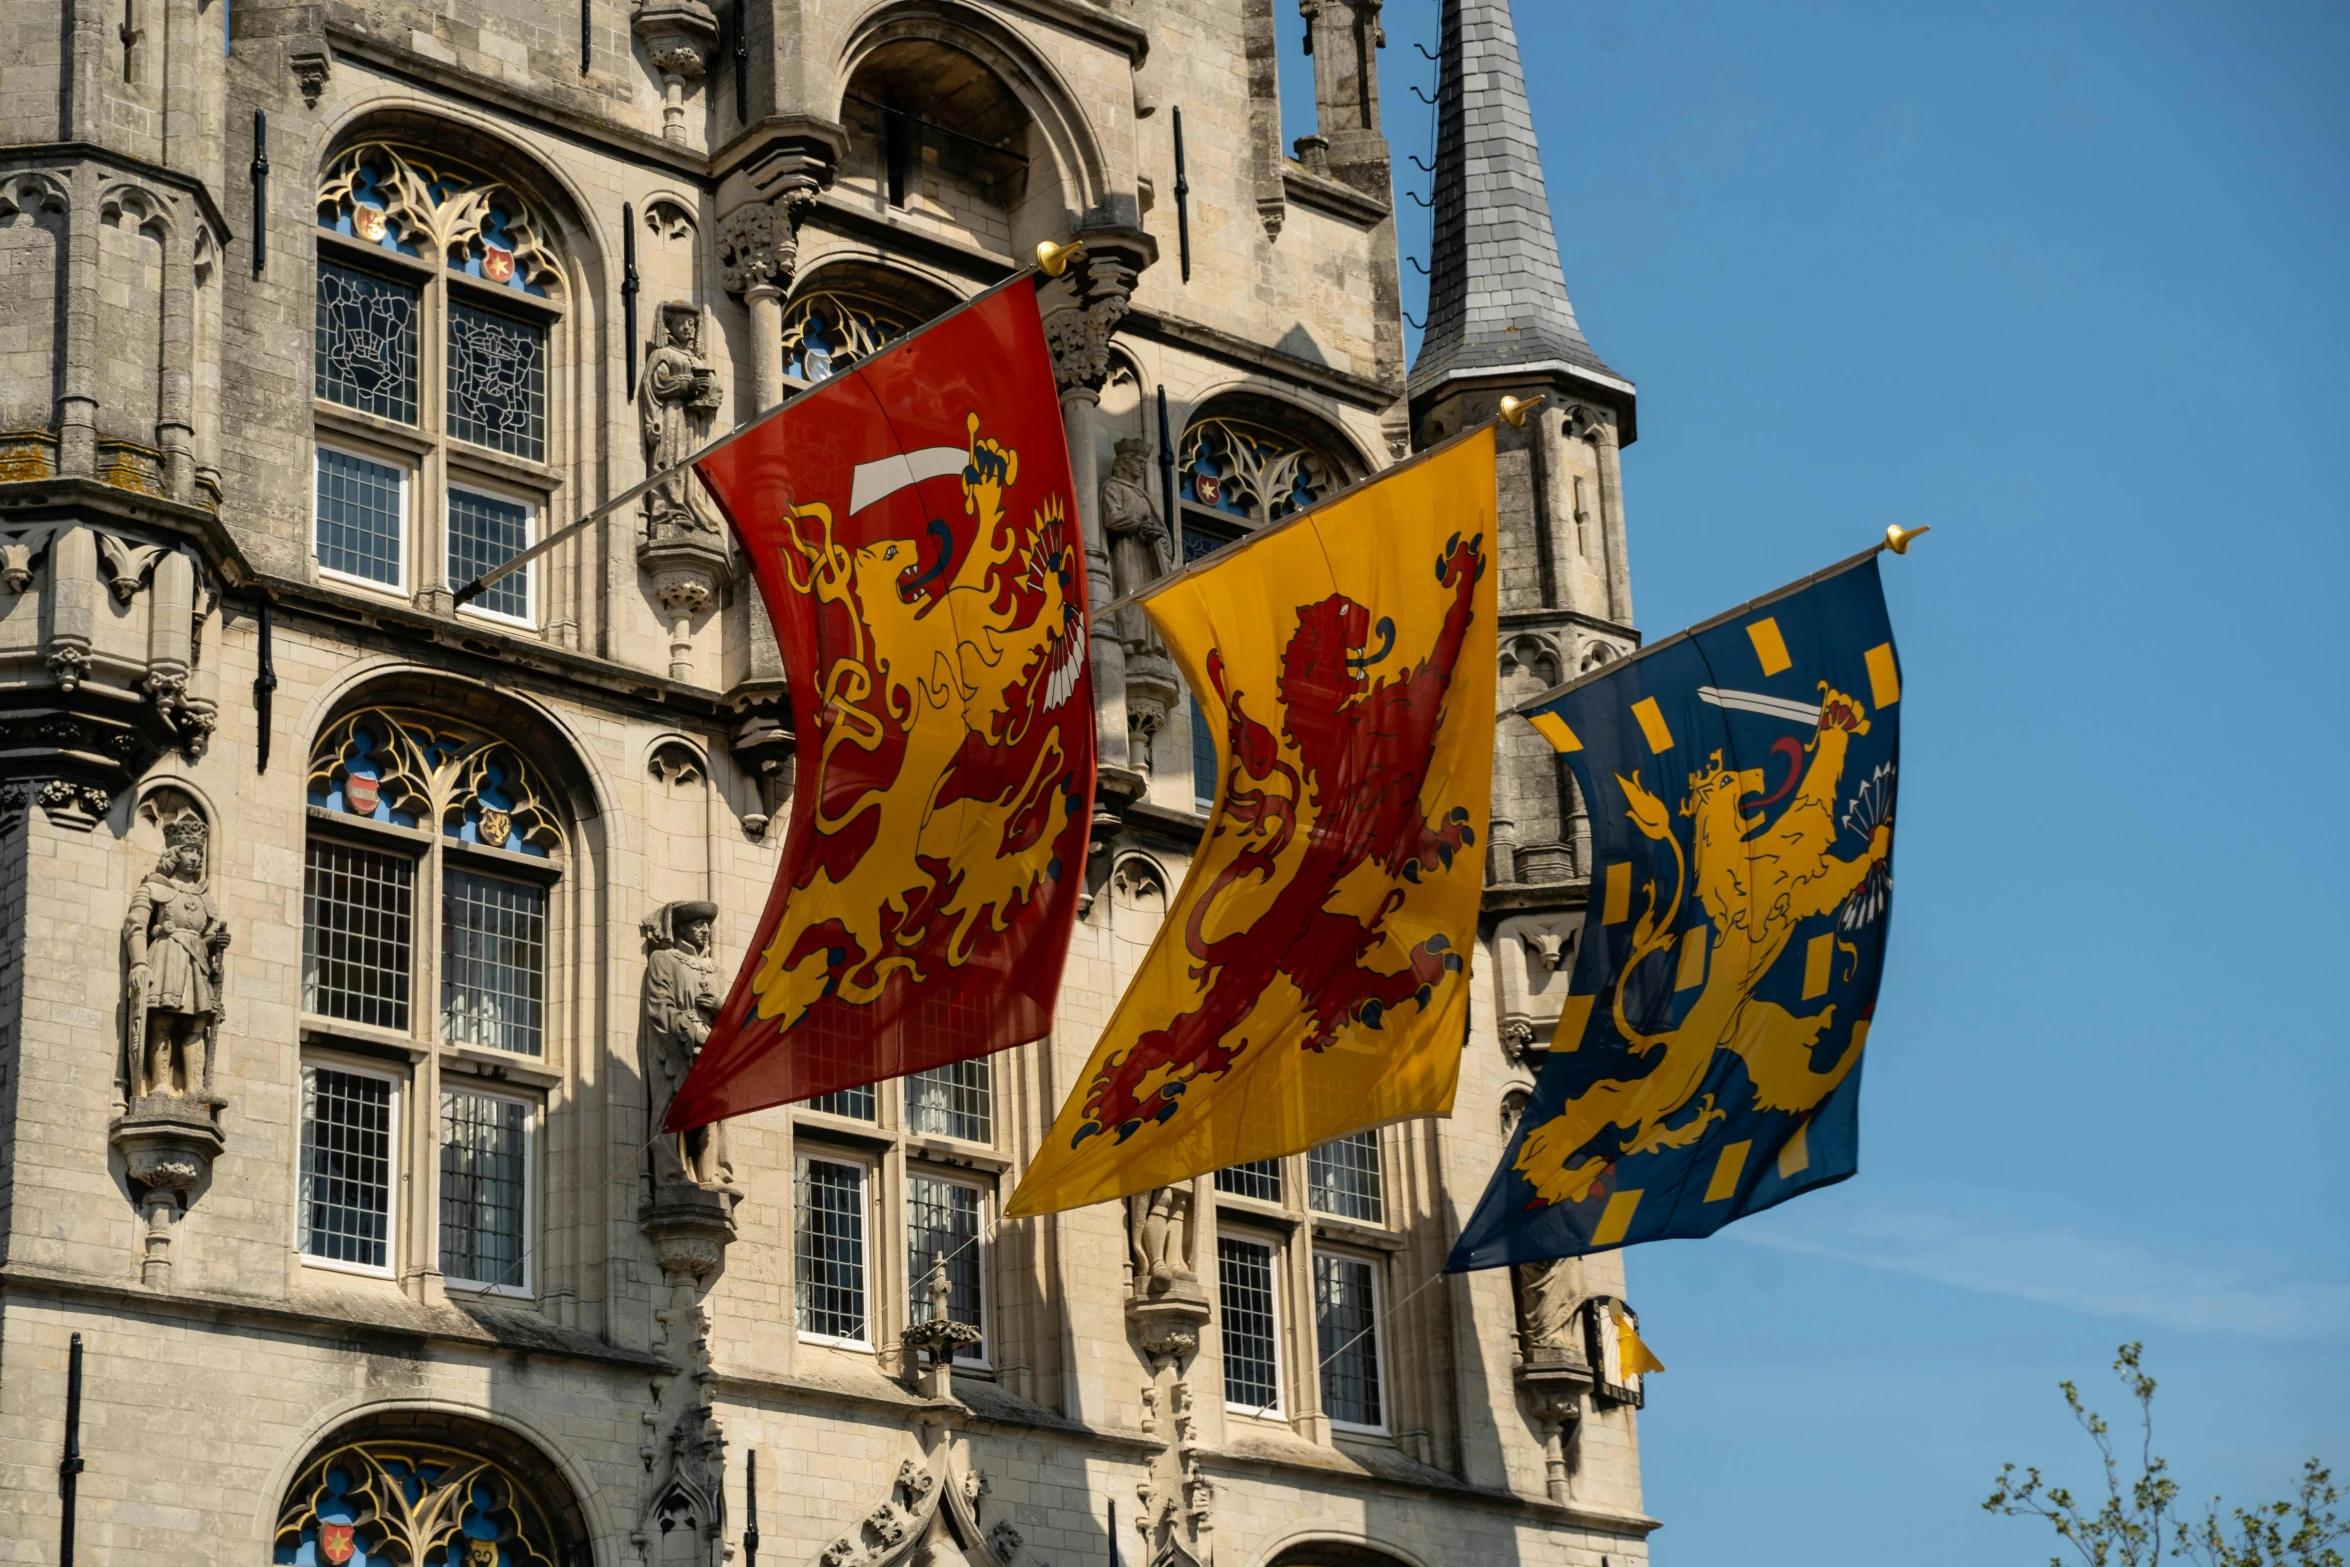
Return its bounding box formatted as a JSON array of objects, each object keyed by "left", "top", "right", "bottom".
[
  {"left": 307, "top": 708, "right": 567, "bottom": 859},
  {"left": 273, "top": 1441, "right": 560, "bottom": 1567},
  {"left": 316, "top": 144, "right": 561, "bottom": 298}
]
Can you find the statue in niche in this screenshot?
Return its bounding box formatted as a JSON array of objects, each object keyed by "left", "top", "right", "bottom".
[
  {"left": 641, "top": 900, "right": 736, "bottom": 1193},
  {"left": 1514, "top": 1256, "right": 1587, "bottom": 1361},
  {"left": 641, "top": 302, "right": 725, "bottom": 537},
  {"left": 1101, "top": 438, "right": 1173, "bottom": 652},
  {"left": 122, "top": 814, "right": 230, "bottom": 1104},
  {"left": 1127, "top": 1183, "right": 1196, "bottom": 1295}
]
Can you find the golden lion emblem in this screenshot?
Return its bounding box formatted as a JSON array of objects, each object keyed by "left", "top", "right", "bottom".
[
  {"left": 747, "top": 414, "right": 1083, "bottom": 1030},
  {"left": 1516, "top": 687, "right": 1893, "bottom": 1205}
]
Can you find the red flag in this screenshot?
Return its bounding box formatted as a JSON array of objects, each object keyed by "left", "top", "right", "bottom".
[{"left": 667, "top": 281, "right": 1092, "bottom": 1128}]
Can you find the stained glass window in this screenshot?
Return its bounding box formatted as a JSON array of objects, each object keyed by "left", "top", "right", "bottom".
[
  {"left": 906, "top": 1174, "right": 985, "bottom": 1362},
  {"left": 1314, "top": 1252, "right": 1384, "bottom": 1428},
  {"left": 301, "top": 1065, "right": 395, "bottom": 1270},
  {"left": 315, "top": 262, "right": 418, "bottom": 423},
  {"left": 446, "top": 487, "right": 533, "bottom": 620},
  {"left": 781, "top": 294, "right": 911, "bottom": 383},
  {"left": 439, "top": 1087, "right": 527, "bottom": 1290},
  {"left": 315, "top": 447, "right": 408, "bottom": 589},
  {"left": 1218, "top": 1236, "right": 1281, "bottom": 1411},
  {"left": 447, "top": 300, "right": 546, "bottom": 460},
  {"left": 440, "top": 868, "right": 546, "bottom": 1055},
  {"left": 1181, "top": 418, "right": 1343, "bottom": 523}
]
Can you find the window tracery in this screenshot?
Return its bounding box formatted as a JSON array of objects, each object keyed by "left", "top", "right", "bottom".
[
  {"left": 307, "top": 708, "right": 567, "bottom": 859},
  {"left": 1180, "top": 416, "right": 1347, "bottom": 526},
  {"left": 317, "top": 144, "right": 562, "bottom": 298},
  {"left": 779, "top": 291, "right": 917, "bottom": 382},
  {"left": 273, "top": 1440, "right": 562, "bottom": 1567}
]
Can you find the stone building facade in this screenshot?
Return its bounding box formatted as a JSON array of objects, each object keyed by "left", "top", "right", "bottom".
[{"left": 0, "top": 0, "right": 1652, "bottom": 1562}]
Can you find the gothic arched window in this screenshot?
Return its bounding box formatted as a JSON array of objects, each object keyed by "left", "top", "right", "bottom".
[
  {"left": 298, "top": 705, "right": 573, "bottom": 1295},
  {"left": 778, "top": 264, "right": 958, "bottom": 385},
  {"left": 312, "top": 141, "right": 568, "bottom": 627},
  {"left": 274, "top": 1420, "right": 584, "bottom": 1566}
]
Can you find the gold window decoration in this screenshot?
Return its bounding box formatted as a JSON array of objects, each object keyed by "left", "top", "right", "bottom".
[
  {"left": 273, "top": 1440, "right": 562, "bottom": 1567},
  {"left": 307, "top": 707, "right": 568, "bottom": 859}
]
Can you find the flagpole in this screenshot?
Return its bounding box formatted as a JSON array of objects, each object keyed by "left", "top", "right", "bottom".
[
  {"left": 451, "top": 245, "right": 1090, "bottom": 607},
  {"left": 1505, "top": 523, "right": 1930, "bottom": 718}
]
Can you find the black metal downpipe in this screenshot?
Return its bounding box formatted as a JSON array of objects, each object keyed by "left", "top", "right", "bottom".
[
  {"left": 622, "top": 202, "right": 641, "bottom": 400},
  {"left": 253, "top": 595, "right": 278, "bottom": 773},
  {"left": 59, "top": 1333, "right": 84, "bottom": 1566},
  {"left": 249, "top": 110, "right": 267, "bottom": 277},
  {"left": 1172, "top": 107, "right": 1193, "bottom": 283},
  {"left": 744, "top": 1449, "right": 761, "bottom": 1567}
]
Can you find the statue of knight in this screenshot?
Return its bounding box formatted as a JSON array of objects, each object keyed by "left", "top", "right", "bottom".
[
  {"left": 641, "top": 900, "right": 737, "bottom": 1194},
  {"left": 122, "top": 814, "right": 231, "bottom": 1104}
]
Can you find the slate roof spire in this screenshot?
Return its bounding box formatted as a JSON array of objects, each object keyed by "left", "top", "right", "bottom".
[{"left": 1409, "top": 0, "right": 1631, "bottom": 411}]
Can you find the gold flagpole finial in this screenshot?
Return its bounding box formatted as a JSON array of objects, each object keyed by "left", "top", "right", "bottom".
[
  {"left": 1884, "top": 523, "right": 1932, "bottom": 554},
  {"left": 1036, "top": 239, "right": 1087, "bottom": 277},
  {"left": 1498, "top": 394, "right": 1546, "bottom": 428}
]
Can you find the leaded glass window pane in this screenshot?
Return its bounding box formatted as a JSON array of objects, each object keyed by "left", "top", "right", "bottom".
[
  {"left": 1218, "top": 1236, "right": 1280, "bottom": 1411},
  {"left": 906, "top": 1059, "right": 991, "bottom": 1143},
  {"left": 795, "top": 1156, "right": 869, "bottom": 1342},
  {"left": 441, "top": 868, "right": 546, "bottom": 1055},
  {"left": 1314, "top": 1252, "right": 1383, "bottom": 1428},
  {"left": 805, "top": 1085, "right": 876, "bottom": 1119},
  {"left": 315, "top": 447, "right": 407, "bottom": 588},
  {"left": 315, "top": 261, "right": 418, "bottom": 423},
  {"left": 440, "top": 1088, "right": 527, "bottom": 1289},
  {"left": 447, "top": 299, "right": 546, "bottom": 459},
  {"left": 446, "top": 488, "right": 533, "bottom": 620},
  {"left": 907, "top": 1174, "right": 984, "bottom": 1362},
  {"left": 303, "top": 838, "right": 414, "bottom": 1030},
  {"left": 301, "top": 1066, "right": 394, "bottom": 1269},
  {"left": 1215, "top": 1160, "right": 1282, "bottom": 1203},
  {"left": 1308, "top": 1130, "right": 1384, "bottom": 1223}
]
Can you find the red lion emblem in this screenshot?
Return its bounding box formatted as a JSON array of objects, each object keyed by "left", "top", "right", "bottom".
[{"left": 1076, "top": 532, "right": 1486, "bottom": 1145}]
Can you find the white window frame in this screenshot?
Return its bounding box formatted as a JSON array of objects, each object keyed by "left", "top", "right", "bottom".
[
  {"left": 1313, "top": 1248, "right": 1389, "bottom": 1435},
  {"left": 312, "top": 439, "right": 413, "bottom": 598},
  {"left": 905, "top": 1167, "right": 991, "bottom": 1368},
  {"left": 436, "top": 1078, "right": 537, "bottom": 1298},
  {"left": 902, "top": 1058, "right": 994, "bottom": 1145},
  {"left": 446, "top": 476, "right": 539, "bottom": 629},
  {"left": 795, "top": 1150, "right": 876, "bottom": 1350},
  {"left": 1218, "top": 1232, "right": 1285, "bottom": 1419},
  {"left": 295, "top": 1055, "right": 404, "bottom": 1281}
]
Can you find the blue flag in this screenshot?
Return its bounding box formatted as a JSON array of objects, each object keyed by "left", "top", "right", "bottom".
[{"left": 1450, "top": 551, "right": 1903, "bottom": 1271}]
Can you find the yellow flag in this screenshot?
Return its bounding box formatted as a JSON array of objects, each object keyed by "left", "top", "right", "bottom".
[
  {"left": 1614, "top": 1304, "right": 1665, "bottom": 1378},
  {"left": 1007, "top": 429, "right": 1498, "bottom": 1216}
]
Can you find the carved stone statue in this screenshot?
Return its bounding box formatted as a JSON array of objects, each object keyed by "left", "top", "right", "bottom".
[
  {"left": 641, "top": 302, "right": 725, "bottom": 537},
  {"left": 1127, "top": 1184, "right": 1196, "bottom": 1296},
  {"left": 122, "top": 814, "right": 229, "bottom": 1103},
  {"left": 1101, "top": 438, "right": 1173, "bottom": 651},
  {"left": 1514, "top": 1256, "right": 1587, "bottom": 1361},
  {"left": 641, "top": 900, "right": 736, "bottom": 1193}
]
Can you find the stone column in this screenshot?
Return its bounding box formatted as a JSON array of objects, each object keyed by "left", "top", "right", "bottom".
[
  {"left": 1044, "top": 249, "right": 1145, "bottom": 800},
  {"left": 59, "top": 168, "right": 100, "bottom": 477},
  {"left": 632, "top": 2, "right": 720, "bottom": 146},
  {"left": 158, "top": 206, "right": 196, "bottom": 502},
  {"left": 719, "top": 187, "right": 816, "bottom": 414}
]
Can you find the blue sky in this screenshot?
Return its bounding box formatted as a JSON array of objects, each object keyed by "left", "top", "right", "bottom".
[{"left": 1287, "top": 2, "right": 2350, "bottom": 1559}]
